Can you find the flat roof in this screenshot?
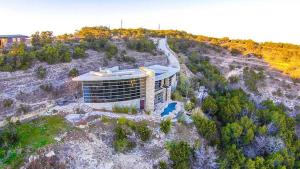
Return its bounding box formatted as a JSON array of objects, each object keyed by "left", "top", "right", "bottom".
[
  {"left": 0, "top": 35, "right": 29, "bottom": 38},
  {"left": 148, "top": 65, "right": 179, "bottom": 81},
  {"left": 72, "top": 68, "right": 147, "bottom": 81},
  {"left": 73, "top": 65, "right": 179, "bottom": 82}
]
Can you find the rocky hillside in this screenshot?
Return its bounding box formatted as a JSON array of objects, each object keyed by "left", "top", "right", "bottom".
[{"left": 0, "top": 39, "right": 168, "bottom": 121}]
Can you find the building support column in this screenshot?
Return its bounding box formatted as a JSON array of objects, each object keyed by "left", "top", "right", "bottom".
[{"left": 140, "top": 67, "right": 155, "bottom": 112}]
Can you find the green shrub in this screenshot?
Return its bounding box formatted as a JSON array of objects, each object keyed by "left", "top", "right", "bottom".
[
  {"left": 184, "top": 101, "right": 195, "bottom": 111},
  {"left": 171, "top": 90, "right": 183, "bottom": 101},
  {"left": 160, "top": 118, "right": 172, "bottom": 134},
  {"left": 73, "top": 46, "right": 86, "bottom": 59},
  {"left": 127, "top": 38, "right": 156, "bottom": 53},
  {"left": 136, "top": 122, "right": 151, "bottom": 141},
  {"left": 158, "top": 161, "right": 168, "bottom": 169},
  {"left": 192, "top": 115, "right": 218, "bottom": 143},
  {"left": 36, "top": 66, "right": 47, "bottom": 79},
  {"left": 105, "top": 43, "right": 118, "bottom": 59},
  {"left": 68, "top": 68, "right": 79, "bottom": 77},
  {"left": 113, "top": 139, "right": 135, "bottom": 152},
  {"left": 112, "top": 105, "right": 138, "bottom": 114},
  {"left": 166, "top": 141, "right": 192, "bottom": 169},
  {"left": 117, "top": 117, "right": 128, "bottom": 125},
  {"left": 113, "top": 125, "right": 136, "bottom": 152}
]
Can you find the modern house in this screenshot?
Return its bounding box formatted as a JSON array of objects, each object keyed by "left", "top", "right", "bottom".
[
  {"left": 0, "top": 35, "right": 30, "bottom": 48},
  {"left": 73, "top": 65, "right": 179, "bottom": 112}
]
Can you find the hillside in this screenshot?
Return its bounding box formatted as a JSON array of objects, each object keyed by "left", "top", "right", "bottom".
[{"left": 0, "top": 27, "right": 300, "bottom": 169}]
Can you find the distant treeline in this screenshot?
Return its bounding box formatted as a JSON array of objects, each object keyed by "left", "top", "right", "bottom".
[{"left": 1, "top": 26, "right": 300, "bottom": 79}]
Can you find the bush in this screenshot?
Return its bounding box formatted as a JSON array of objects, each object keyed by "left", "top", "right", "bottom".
[
  {"left": 36, "top": 66, "right": 47, "bottom": 79},
  {"left": 37, "top": 43, "right": 71, "bottom": 64},
  {"left": 105, "top": 43, "right": 118, "bottom": 59},
  {"left": 68, "top": 68, "right": 79, "bottom": 77},
  {"left": 136, "top": 122, "right": 151, "bottom": 141},
  {"left": 167, "top": 141, "right": 192, "bottom": 169},
  {"left": 171, "top": 90, "right": 183, "bottom": 101},
  {"left": 113, "top": 125, "right": 136, "bottom": 152},
  {"left": 184, "top": 101, "right": 195, "bottom": 111},
  {"left": 73, "top": 46, "right": 86, "bottom": 59},
  {"left": 127, "top": 38, "right": 156, "bottom": 53},
  {"left": 113, "top": 139, "right": 135, "bottom": 152},
  {"left": 201, "top": 96, "right": 218, "bottom": 115},
  {"left": 192, "top": 115, "right": 218, "bottom": 143},
  {"left": 3, "top": 99, "right": 13, "bottom": 108},
  {"left": 112, "top": 105, "right": 138, "bottom": 114},
  {"left": 158, "top": 161, "right": 168, "bottom": 169},
  {"left": 160, "top": 118, "right": 172, "bottom": 134}
]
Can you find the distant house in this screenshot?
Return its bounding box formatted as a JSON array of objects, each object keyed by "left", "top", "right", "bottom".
[{"left": 0, "top": 35, "right": 30, "bottom": 48}]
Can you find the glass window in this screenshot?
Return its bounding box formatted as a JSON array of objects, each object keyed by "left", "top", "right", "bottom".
[{"left": 82, "top": 78, "right": 146, "bottom": 103}]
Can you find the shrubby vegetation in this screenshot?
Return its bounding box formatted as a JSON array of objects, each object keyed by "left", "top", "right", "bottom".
[
  {"left": 192, "top": 114, "right": 218, "bottom": 144},
  {"left": 68, "top": 68, "right": 79, "bottom": 77},
  {"left": 113, "top": 118, "right": 152, "bottom": 152},
  {"left": 243, "top": 67, "right": 265, "bottom": 93},
  {"left": 166, "top": 141, "right": 192, "bottom": 169},
  {"left": 126, "top": 38, "right": 156, "bottom": 53},
  {"left": 160, "top": 118, "right": 172, "bottom": 134},
  {"left": 112, "top": 105, "right": 138, "bottom": 114}
]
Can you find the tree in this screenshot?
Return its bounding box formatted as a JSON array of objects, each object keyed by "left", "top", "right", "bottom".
[
  {"left": 31, "top": 31, "right": 53, "bottom": 48},
  {"left": 193, "top": 115, "right": 218, "bottom": 143},
  {"left": 202, "top": 96, "right": 218, "bottom": 115},
  {"left": 167, "top": 141, "right": 192, "bottom": 169},
  {"left": 239, "top": 116, "right": 256, "bottom": 144},
  {"left": 221, "top": 122, "right": 243, "bottom": 145}
]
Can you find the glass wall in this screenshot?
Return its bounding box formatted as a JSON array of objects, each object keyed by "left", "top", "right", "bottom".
[{"left": 82, "top": 78, "right": 146, "bottom": 103}]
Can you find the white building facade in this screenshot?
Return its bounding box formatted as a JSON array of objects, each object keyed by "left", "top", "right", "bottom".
[{"left": 73, "top": 65, "right": 179, "bottom": 112}]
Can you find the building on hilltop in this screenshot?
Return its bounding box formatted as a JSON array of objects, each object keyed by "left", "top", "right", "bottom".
[
  {"left": 0, "top": 35, "right": 30, "bottom": 48},
  {"left": 72, "top": 65, "right": 179, "bottom": 112}
]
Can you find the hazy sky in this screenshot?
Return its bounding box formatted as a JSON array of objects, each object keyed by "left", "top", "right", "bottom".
[{"left": 0, "top": 0, "right": 299, "bottom": 44}]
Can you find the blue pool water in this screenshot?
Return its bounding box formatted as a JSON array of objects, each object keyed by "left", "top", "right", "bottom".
[{"left": 161, "top": 102, "right": 177, "bottom": 117}]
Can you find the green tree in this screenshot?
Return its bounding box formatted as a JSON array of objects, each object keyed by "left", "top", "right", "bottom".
[
  {"left": 193, "top": 115, "right": 218, "bottom": 143},
  {"left": 202, "top": 96, "right": 218, "bottom": 115},
  {"left": 167, "top": 141, "right": 192, "bottom": 169},
  {"left": 221, "top": 122, "right": 243, "bottom": 145}
]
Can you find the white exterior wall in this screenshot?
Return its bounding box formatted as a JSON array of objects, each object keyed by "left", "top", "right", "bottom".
[{"left": 85, "top": 98, "right": 141, "bottom": 111}]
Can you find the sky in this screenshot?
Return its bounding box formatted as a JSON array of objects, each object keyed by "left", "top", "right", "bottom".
[{"left": 0, "top": 0, "right": 299, "bottom": 44}]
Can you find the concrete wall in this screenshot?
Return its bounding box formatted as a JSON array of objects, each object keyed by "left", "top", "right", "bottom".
[
  {"left": 85, "top": 98, "right": 142, "bottom": 111},
  {"left": 140, "top": 67, "right": 155, "bottom": 112}
]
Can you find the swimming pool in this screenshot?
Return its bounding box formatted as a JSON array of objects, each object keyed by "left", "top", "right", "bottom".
[{"left": 161, "top": 102, "right": 177, "bottom": 117}]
